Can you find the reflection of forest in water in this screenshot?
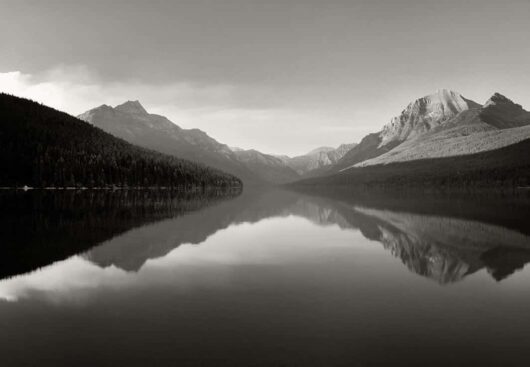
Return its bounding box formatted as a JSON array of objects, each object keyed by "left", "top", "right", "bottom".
[
  {"left": 0, "top": 189, "right": 241, "bottom": 279},
  {"left": 2, "top": 188, "right": 530, "bottom": 284}
]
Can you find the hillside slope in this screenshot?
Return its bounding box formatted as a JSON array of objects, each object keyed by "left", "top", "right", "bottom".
[
  {"left": 282, "top": 143, "right": 357, "bottom": 175},
  {"left": 0, "top": 93, "right": 241, "bottom": 188},
  {"left": 232, "top": 149, "right": 300, "bottom": 183},
  {"left": 358, "top": 124, "right": 530, "bottom": 167},
  {"left": 292, "top": 138, "right": 530, "bottom": 189},
  {"left": 79, "top": 102, "right": 298, "bottom": 184}
]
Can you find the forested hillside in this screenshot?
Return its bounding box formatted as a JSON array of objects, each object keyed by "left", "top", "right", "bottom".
[
  {"left": 292, "top": 138, "right": 530, "bottom": 189},
  {"left": 0, "top": 94, "right": 242, "bottom": 188}
]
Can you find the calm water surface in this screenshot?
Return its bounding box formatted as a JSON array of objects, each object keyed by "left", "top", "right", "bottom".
[{"left": 1, "top": 189, "right": 530, "bottom": 366}]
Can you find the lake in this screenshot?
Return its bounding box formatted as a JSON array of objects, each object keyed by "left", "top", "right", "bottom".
[{"left": 1, "top": 188, "right": 530, "bottom": 366}]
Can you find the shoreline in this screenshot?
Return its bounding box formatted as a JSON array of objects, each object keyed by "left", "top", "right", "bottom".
[{"left": 0, "top": 185, "right": 243, "bottom": 191}]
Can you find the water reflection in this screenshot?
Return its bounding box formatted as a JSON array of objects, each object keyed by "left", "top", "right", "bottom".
[
  {"left": 2, "top": 189, "right": 530, "bottom": 366},
  {"left": 0, "top": 189, "right": 241, "bottom": 278},
  {"left": 1, "top": 188, "right": 529, "bottom": 297},
  {"left": 290, "top": 189, "right": 530, "bottom": 283}
]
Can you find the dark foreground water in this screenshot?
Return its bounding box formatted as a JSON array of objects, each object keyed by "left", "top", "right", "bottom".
[{"left": 1, "top": 188, "right": 530, "bottom": 367}]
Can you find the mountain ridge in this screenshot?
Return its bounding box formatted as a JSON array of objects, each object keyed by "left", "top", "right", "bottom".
[
  {"left": 0, "top": 93, "right": 241, "bottom": 189},
  {"left": 353, "top": 92, "right": 530, "bottom": 168},
  {"left": 78, "top": 89, "right": 530, "bottom": 187},
  {"left": 309, "top": 90, "right": 530, "bottom": 177},
  {"left": 79, "top": 101, "right": 300, "bottom": 185},
  {"left": 290, "top": 89, "right": 530, "bottom": 188},
  {"left": 280, "top": 143, "right": 357, "bottom": 175},
  {"left": 379, "top": 89, "right": 481, "bottom": 146}
]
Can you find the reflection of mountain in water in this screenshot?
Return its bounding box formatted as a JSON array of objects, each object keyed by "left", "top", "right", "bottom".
[
  {"left": 4, "top": 188, "right": 530, "bottom": 285},
  {"left": 295, "top": 189, "right": 530, "bottom": 284},
  {"left": 84, "top": 189, "right": 301, "bottom": 271},
  {"left": 85, "top": 188, "right": 530, "bottom": 284},
  {"left": 354, "top": 207, "right": 530, "bottom": 283},
  {"left": 0, "top": 189, "right": 240, "bottom": 279}
]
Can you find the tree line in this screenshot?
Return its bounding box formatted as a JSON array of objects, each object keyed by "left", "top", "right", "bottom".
[{"left": 0, "top": 93, "right": 242, "bottom": 189}]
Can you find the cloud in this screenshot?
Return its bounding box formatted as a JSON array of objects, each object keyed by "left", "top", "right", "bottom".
[
  {"left": 0, "top": 66, "right": 237, "bottom": 114},
  {"left": 0, "top": 65, "right": 371, "bottom": 155}
]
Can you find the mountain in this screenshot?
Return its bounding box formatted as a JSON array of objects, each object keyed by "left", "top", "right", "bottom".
[
  {"left": 294, "top": 90, "right": 530, "bottom": 187},
  {"left": 0, "top": 93, "right": 241, "bottom": 189},
  {"left": 380, "top": 89, "right": 482, "bottom": 145},
  {"left": 79, "top": 101, "right": 299, "bottom": 185},
  {"left": 356, "top": 92, "right": 530, "bottom": 167},
  {"left": 481, "top": 93, "right": 530, "bottom": 128},
  {"left": 359, "top": 124, "right": 530, "bottom": 167},
  {"left": 292, "top": 137, "right": 530, "bottom": 188},
  {"left": 327, "top": 89, "right": 482, "bottom": 172},
  {"left": 281, "top": 143, "right": 357, "bottom": 175},
  {"left": 232, "top": 149, "right": 300, "bottom": 183}
]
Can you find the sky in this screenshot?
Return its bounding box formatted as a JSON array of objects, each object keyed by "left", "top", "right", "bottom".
[{"left": 1, "top": 0, "right": 530, "bottom": 156}]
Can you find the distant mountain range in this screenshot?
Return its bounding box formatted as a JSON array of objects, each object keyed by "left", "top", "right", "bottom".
[
  {"left": 79, "top": 89, "right": 529, "bottom": 189},
  {"left": 276, "top": 144, "right": 356, "bottom": 175},
  {"left": 3, "top": 87, "right": 529, "bottom": 189}
]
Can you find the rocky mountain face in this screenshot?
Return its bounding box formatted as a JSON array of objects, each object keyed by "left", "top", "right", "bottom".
[
  {"left": 79, "top": 89, "right": 530, "bottom": 186},
  {"left": 232, "top": 149, "right": 301, "bottom": 183},
  {"left": 79, "top": 101, "right": 299, "bottom": 185},
  {"left": 379, "top": 89, "right": 481, "bottom": 145},
  {"left": 330, "top": 133, "right": 399, "bottom": 172},
  {"left": 320, "top": 90, "right": 530, "bottom": 173},
  {"left": 356, "top": 92, "right": 530, "bottom": 167},
  {"left": 480, "top": 93, "right": 530, "bottom": 129},
  {"left": 281, "top": 143, "right": 357, "bottom": 175},
  {"left": 79, "top": 101, "right": 235, "bottom": 159}
]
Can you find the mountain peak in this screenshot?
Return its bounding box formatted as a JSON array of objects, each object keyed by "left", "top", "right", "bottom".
[
  {"left": 420, "top": 89, "right": 477, "bottom": 108},
  {"left": 379, "top": 89, "right": 481, "bottom": 145},
  {"left": 115, "top": 100, "right": 148, "bottom": 115},
  {"left": 484, "top": 93, "right": 513, "bottom": 107},
  {"left": 480, "top": 93, "right": 530, "bottom": 129}
]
